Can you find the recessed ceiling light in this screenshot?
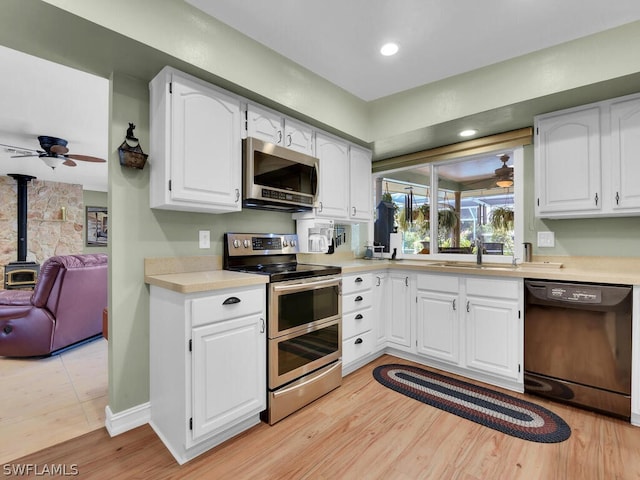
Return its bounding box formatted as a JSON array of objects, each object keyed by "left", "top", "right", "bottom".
[
  {"left": 459, "top": 129, "right": 478, "bottom": 137},
  {"left": 380, "top": 43, "right": 399, "bottom": 56}
]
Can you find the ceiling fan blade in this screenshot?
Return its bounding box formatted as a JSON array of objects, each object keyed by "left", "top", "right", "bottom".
[
  {"left": 50, "top": 144, "right": 70, "bottom": 155},
  {"left": 10, "top": 154, "right": 39, "bottom": 158},
  {"left": 0, "top": 142, "right": 40, "bottom": 155},
  {"left": 63, "top": 159, "right": 77, "bottom": 167},
  {"left": 65, "top": 154, "right": 106, "bottom": 163}
]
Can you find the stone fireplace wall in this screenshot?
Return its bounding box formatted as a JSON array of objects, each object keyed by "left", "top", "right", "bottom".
[{"left": 0, "top": 176, "right": 84, "bottom": 283}]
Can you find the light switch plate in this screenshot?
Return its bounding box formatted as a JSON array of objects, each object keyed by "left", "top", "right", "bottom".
[
  {"left": 199, "top": 230, "right": 210, "bottom": 249},
  {"left": 537, "top": 231, "right": 555, "bottom": 248}
]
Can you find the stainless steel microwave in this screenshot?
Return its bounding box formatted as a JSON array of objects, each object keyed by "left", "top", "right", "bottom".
[{"left": 243, "top": 136, "right": 318, "bottom": 212}]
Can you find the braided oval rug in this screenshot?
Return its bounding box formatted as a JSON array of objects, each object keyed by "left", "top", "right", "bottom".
[{"left": 373, "top": 364, "right": 571, "bottom": 443}]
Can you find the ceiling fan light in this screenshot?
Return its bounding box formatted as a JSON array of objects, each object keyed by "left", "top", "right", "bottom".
[
  {"left": 41, "top": 155, "right": 65, "bottom": 170},
  {"left": 496, "top": 178, "right": 513, "bottom": 188}
]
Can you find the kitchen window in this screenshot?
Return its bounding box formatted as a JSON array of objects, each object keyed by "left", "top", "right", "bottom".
[{"left": 373, "top": 146, "right": 524, "bottom": 263}]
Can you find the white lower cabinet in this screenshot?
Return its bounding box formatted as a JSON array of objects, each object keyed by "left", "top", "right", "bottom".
[
  {"left": 149, "top": 284, "right": 266, "bottom": 464},
  {"left": 416, "top": 274, "right": 460, "bottom": 365},
  {"left": 465, "top": 277, "right": 521, "bottom": 381},
  {"left": 342, "top": 273, "right": 375, "bottom": 372},
  {"left": 373, "top": 272, "right": 389, "bottom": 350},
  {"left": 387, "top": 272, "right": 414, "bottom": 351},
  {"left": 416, "top": 273, "right": 523, "bottom": 387}
]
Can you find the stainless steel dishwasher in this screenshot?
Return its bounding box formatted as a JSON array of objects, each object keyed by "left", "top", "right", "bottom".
[{"left": 524, "top": 279, "right": 633, "bottom": 419}]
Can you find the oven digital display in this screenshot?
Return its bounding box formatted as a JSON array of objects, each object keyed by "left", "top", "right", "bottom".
[{"left": 252, "top": 236, "right": 282, "bottom": 250}]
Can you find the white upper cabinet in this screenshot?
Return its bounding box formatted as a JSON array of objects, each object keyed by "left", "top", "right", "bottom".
[
  {"left": 315, "top": 132, "right": 350, "bottom": 219},
  {"left": 284, "top": 117, "right": 314, "bottom": 156},
  {"left": 149, "top": 67, "right": 242, "bottom": 213},
  {"left": 349, "top": 146, "right": 372, "bottom": 222},
  {"left": 246, "top": 103, "right": 283, "bottom": 145},
  {"left": 305, "top": 133, "right": 372, "bottom": 223},
  {"left": 610, "top": 96, "right": 640, "bottom": 211},
  {"left": 246, "top": 104, "right": 314, "bottom": 156},
  {"left": 535, "top": 106, "right": 601, "bottom": 217},
  {"left": 535, "top": 92, "right": 640, "bottom": 218}
]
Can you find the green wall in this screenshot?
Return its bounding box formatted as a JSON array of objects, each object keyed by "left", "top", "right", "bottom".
[
  {"left": 108, "top": 72, "right": 294, "bottom": 411},
  {"left": 2, "top": 1, "right": 640, "bottom": 416}
]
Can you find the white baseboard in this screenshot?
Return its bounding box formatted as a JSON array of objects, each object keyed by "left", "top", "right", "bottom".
[{"left": 105, "top": 402, "right": 151, "bottom": 437}]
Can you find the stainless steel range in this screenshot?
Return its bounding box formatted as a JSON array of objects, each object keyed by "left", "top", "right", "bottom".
[{"left": 224, "top": 232, "right": 342, "bottom": 424}]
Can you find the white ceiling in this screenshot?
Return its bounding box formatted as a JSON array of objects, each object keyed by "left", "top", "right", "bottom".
[
  {"left": 0, "top": 45, "right": 109, "bottom": 192},
  {"left": 3, "top": 1, "right": 640, "bottom": 193},
  {"left": 186, "top": 0, "right": 640, "bottom": 101}
]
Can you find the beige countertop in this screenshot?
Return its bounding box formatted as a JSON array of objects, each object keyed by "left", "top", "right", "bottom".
[
  {"left": 302, "top": 255, "right": 640, "bottom": 285},
  {"left": 144, "top": 254, "right": 640, "bottom": 293},
  {"left": 144, "top": 256, "right": 268, "bottom": 293}
]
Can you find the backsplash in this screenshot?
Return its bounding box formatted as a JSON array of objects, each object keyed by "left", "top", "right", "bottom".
[{"left": 0, "top": 176, "right": 83, "bottom": 277}]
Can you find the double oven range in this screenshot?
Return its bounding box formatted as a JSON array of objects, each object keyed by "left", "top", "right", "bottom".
[{"left": 224, "top": 233, "right": 342, "bottom": 424}]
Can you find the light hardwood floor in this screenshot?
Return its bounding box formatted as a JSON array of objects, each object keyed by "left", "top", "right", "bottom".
[
  {"left": 7, "top": 354, "right": 640, "bottom": 479},
  {"left": 0, "top": 337, "right": 107, "bottom": 464}
]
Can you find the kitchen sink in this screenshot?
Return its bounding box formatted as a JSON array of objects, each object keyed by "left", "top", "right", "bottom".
[{"left": 431, "top": 262, "right": 518, "bottom": 271}]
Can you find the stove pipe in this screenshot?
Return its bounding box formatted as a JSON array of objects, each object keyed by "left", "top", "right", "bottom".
[{"left": 8, "top": 174, "right": 36, "bottom": 262}]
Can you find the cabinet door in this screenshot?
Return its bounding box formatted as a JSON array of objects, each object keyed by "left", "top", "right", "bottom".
[
  {"left": 535, "top": 107, "right": 601, "bottom": 216},
  {"left": 191, "top": 314, "right": 265, "bottom": 439},
  {"left": 373, "top": 273, "right": 389, "bottom": 348},
  {"left": 465, "top": 296, "right": 519, "bottom": 380},
  {"left": 246, "top": 104, "right": 283, "bottom": 145},
  {"left": 387, "top": 273, "right": 412, "bottom": 348},
  {"left": 315, "top": 133, "right": 349, "bottom": 219},
  {"left": 416, "top": 290, "right": 460, "bottom": 365},
  {"left": 284, "top": 118, "right": 314, "bottom": 155},
  {"left": 171, "top": 77, "right": 242, "bottom": 210},
  {"left": 349, "top": 146, "right": 372, "bottom": 221},
  {"left": 611, "top": 97, "right": 640, "bottom": 211}
]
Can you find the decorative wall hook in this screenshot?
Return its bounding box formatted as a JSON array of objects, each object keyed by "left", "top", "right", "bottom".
[{"left": 118, "top": 123, "right": 148, "bottom": 169}]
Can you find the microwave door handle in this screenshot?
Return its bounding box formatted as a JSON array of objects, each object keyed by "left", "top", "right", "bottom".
[{"left": 313, "top": 162, "right": 319, "bottom": 200}]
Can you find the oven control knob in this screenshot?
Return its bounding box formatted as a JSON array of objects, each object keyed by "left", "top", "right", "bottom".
[
  {"left": 233, "top": 239, "right": 241, "bottom": 248},
  {"left": 290, "top": 239, "right": 296, "bottom": 247},
  {"left": 282, "top": 239, "right": 288, "bottom": 247},
  {"left": 243, "top": 239, "right": 250, "bottom": 248}
]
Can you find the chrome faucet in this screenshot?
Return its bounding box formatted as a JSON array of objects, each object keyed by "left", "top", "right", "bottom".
[{"left": 476, "top": 237, "right": 482, "bottom": 265}]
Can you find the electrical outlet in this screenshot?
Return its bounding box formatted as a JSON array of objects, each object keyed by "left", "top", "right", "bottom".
[
  {"left": 537, "top": 231, "right": 555, "bottom": 248},
  {"left": 199, "top": 230, "right": 210, "bottom": 249}
]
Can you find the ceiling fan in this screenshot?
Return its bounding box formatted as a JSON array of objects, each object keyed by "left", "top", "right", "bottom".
[
  {"left": 0, "top": 135, "right": 106, "bottom": 170},
  {"left": 494, "top": 154, "right": 513, "bottom": 187}
]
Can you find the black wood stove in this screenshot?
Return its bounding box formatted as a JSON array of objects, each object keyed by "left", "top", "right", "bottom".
[{"left": 3, "top": 174, "right": 40, "bottom": 289}]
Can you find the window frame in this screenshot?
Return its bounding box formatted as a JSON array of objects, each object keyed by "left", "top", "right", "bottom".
[{"left": 371, "top": 146, "right": 524, "bottom": 264}]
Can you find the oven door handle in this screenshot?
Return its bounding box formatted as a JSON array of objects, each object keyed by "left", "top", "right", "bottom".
[
  {"left": 272, "top": 276, "right": 341, "bottom": 294},
  {"left": 272, "top": 361, "right": 341, "bottom": 397}
]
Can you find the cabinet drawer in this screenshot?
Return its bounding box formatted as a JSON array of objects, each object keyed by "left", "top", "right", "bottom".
[
  {"left": 417, "top": 273, "right": 459, "bottom": 292},
  {"left": 342, "top": 290, "right": 373, "bottom": 314},
  {"left": 466, "top": 277, "right": 520, "bottom": 299},
  {"left": 190, "top": 287, "right": 265, "bottom": 327},
  {"left": 342, "top": 330, "right": 374, "bottom": 366},
  {"left": 342, "top": 307, "right": 373, "bottom": 339},
  {"left": 342, "top": 273, "right": 373, "bottom": 294}
]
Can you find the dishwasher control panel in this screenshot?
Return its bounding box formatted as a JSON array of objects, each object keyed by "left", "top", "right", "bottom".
[{"left": 548, "top": 286, "right": 601, "bottom": 303}]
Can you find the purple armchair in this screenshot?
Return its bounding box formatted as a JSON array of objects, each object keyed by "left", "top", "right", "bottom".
[{"left": 0, "top": 254, "right": 107, "bottom": 357}]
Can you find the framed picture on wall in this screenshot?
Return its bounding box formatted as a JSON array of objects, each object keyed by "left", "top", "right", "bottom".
[{"left": 86, "top": 206, "right": 108, "bottom": 246}]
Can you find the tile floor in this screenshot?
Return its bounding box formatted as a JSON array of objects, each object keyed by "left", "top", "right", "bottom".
[{"left": 0, "top": 337, "right": 108, "bottom": 464}]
